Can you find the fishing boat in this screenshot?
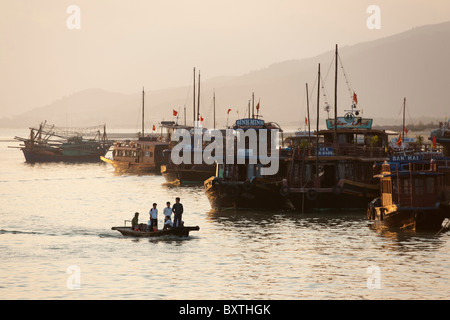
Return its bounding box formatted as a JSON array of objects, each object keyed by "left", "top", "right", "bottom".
[
  {"left": 14, "top": 122, "right": 111, "bottom": 163},
  {"left": 429, "top": 119, "right": 450, "bottom": 156},
  {"left": 111, "top": 225, "right": 200, "bottom": 238},
  {"left": 204, "top": 112, "right": 292, "bottom": 210},
  {"left": 285, "top": 46, "right": 389, "bottom": 211},
  {"left": 161, "top": 161, "right": 216, "bottom": 185},
  {"left": 101, "top": 88, "right": 178, "bottom": 173},
  {"left": 367, "top": 161, "right": 450, "bottom": 231},
  {"left": 161, "top": 68, "right": 216, "bottom": 184}
]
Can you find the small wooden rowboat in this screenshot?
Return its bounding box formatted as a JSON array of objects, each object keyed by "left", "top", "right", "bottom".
[{"left": 111, "top": 226, "right": 200, "bottom": 238}]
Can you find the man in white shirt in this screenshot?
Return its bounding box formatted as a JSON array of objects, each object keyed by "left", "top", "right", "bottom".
[
  {"left": 149, "top": 203, "right": 158, "bottom": 231},
  {"left": 163, "top": 201, "right": 172, "bottom": 221}
]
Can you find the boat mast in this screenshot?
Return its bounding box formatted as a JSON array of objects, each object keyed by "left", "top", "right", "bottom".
[
  {"left": 193, "top": 68, "right": 196, "bottom": 126},
  {"left": 252, "top": 92, "right": 255, "bottom": 119},
  {"left": 306, "top": 83, "right": 311, "bottom": 142},
  {"left": 334, "top": 44, "right": 338, "bottom": 144},
  {"left": 316, "top": 63, "right": 321, "bottom": 183},
  {"left": 197, "top": 71, "right": 201, "bottom": 123},
  {"left": 402, "top": 97, "right": 406, "bottom": 146},
  {"left": 142, "top": 87, "right": 145, "bottom": 137}
]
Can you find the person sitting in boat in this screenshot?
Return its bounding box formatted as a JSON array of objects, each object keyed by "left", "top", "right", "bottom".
[
  {"left": 149, "top": 203, "right": 158, "bottom": 231},
  {"left": 163, "top": 215, "right": 173, "bottom": 230},
  {"left": 131, "top": 212, "right": 139, "bottom": 230},
  {"left": 163, "top": 202, "right": 172, "bottom": 221}
]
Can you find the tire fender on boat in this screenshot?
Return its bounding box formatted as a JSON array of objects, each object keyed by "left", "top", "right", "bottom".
[
  {"left": 280, "top": 185, "right": 291, "bottom": 197},
  {"left": 306, "top": 188, "right": 318, "bottom": 201},
  {"left": 332, "top": 185, "right": 343, "bottom": 195}
]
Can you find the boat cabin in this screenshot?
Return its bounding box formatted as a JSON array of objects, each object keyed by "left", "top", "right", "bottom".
[
  {"left": 376, "top": 162, "right": 444, "bottom": 209},
  {"left": 112, "top": 141, "right": 169, "bottom": 165}
]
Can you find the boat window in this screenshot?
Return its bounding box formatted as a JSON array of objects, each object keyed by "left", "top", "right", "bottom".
[
  {"left": 414, "top": 178, "right": 424, "bottom": 195},
  {"left": 425, "top": 177, "right": 435, "bottom": 193},
  {"left": 403, "top": 179, "right": 410, "bottom": 195},
  {"left": 217, "top": 164, "right": 224, "bottom": 178}
]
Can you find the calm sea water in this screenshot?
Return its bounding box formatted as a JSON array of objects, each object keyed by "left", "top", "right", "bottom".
[{"left": 0, "top": 129, "right": 449, "bottom": 300}]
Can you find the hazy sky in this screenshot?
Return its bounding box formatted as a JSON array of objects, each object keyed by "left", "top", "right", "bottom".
[{"left": 1, "top": 0, "right": 450, "bottom": 117}]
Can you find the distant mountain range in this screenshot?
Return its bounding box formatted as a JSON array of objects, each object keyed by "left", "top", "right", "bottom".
[{"left": 1, "top": 21, "right": 449, "bottom": 130}]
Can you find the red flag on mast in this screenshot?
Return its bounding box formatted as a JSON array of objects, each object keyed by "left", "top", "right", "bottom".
[
  {"left": 227, "top": 108, "right": 231, "bottom": 114},
  {"left": 173, "top": 109, "right": 178, "bottom": 116},
  {"left": 396, "top": 133, "right": 402, "bottom": 147},
  {"left": 353, "top": 92, "right": 358, "bottom": 105}
]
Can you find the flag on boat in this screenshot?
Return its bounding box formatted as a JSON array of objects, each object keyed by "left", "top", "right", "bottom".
[
  {"left": 152, "top": 125, "right": 156, "bottom": 131},
  {"left": 256, "top": 101, "right": 260, "bottom": 111},
  {"left": 432, "top": 136, "right": 437, "bottom": 149},
  {"left": 396, "top": 133, "right": 402, "bottom": 147},
  {"left": 403, "top": 126, "right": 408, "bottom": 134},
  {"left": 227, "top": 108, "right": 231, "bottom": 114},
  {"left": 200, "top": 116, "right": 204, "bottom": 122},
  {"left": 173, "top": 110, "right": 178, "bottom": 116},
  {"left": 305, "top": 117, "right": 308, "bottom": 126},
  {"left": 353, "top": 92, "right": 358, "bottom": 105}
]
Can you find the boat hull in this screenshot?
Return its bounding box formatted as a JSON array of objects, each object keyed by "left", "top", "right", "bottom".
[
  {"left": 204, "top": 177, "right": 292, "bottom": 210},
  {"left": 288, "top": 180, "right": 379, "bottom": 211},
  {"left": 161, "top": 164, "right": 215, "bottom": 184},
  {"left": 111, "top": 226, "right": 200, "bottom": 237},
  {"left": 100, "top": 156, "right": 161, "bottom": 173},
  {"left": 23, "top": 148, "right": 108, "bottom": 163},
  {"left": 368, "top": 204, "right": 450, "bottom": 231}
]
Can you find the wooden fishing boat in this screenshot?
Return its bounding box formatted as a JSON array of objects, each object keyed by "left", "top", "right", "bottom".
[
  {"left": 111, "top": 225, "right": 200, "bottom": 237},
  {"left": 429, "top": 119, "right": 450, "bottom": 156},
  {"left": 14, "top": 122, "right": 111, "bottom": 163},
  {"left": 161, "top": 162, "right": 215, "bottom": 184},
  {"left": 367, "top": 161, "right": 450, "bottom": 231},
  {"left": 101, "top": 139, "right": 169, "bottom": 173},
  {"left": 285, "top": 45, "right": 390, "bottom": 211},
  {"left": 203, "top": 114, "right": 292, "bottom": 210},
  {"left": 101, "top": 87, "right": 187, "bottom": 174}
]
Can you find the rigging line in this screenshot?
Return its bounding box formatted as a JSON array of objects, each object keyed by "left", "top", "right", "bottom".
[
  {"left": 322, "top": 54, "right": 335, "bottom": 84},
  {"left": 320, "top": 73, "right": 331, "bottom": 106},
  {"left": 338, "top": 54, "right": 354, "bottom": 101},
  {"left": 308, "top": 74, "right": 319, "bottom": 117}
]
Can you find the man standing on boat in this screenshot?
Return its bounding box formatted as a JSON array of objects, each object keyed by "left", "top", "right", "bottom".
[
  {"left": 149, "top": 203, "right": 158, "bottom": 231},
  {"left": 172, "top": 197, "right": 183, "bottom": 228},
  {"left": 163, "top": 201, "right": 172, "bottom": 221}
]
